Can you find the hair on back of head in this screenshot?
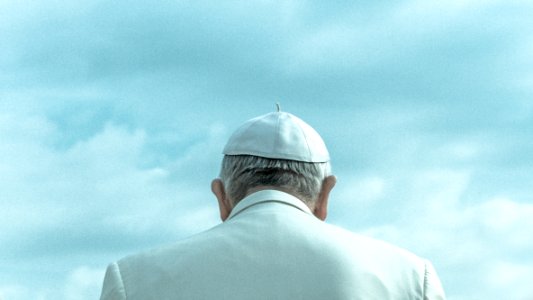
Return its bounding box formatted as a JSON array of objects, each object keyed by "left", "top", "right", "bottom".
[{"left": 219, "top": 155, "right": 331, "bottom": 205}]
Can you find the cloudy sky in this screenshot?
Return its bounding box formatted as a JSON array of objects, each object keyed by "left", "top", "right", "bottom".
[{"left": 1, "top": 0, "right": 532, "bottom": 299}]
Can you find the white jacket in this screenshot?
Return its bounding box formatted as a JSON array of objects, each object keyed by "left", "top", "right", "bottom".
[{"left": 100, "top": 190, "right": 446, "bottom": 299}]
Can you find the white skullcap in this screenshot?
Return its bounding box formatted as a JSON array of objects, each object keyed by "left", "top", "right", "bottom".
[{"left": 223, "top": 110, "right": 330, "bottom": 163}]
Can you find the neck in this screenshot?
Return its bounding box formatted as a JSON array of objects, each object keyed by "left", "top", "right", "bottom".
[{"left": 244, "top": 186, "right": 314, "bottom": 210}]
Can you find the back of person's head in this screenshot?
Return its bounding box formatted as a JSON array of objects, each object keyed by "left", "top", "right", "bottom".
[
  {"left": 218, "top": 109, "right": 332, "bottom": 207},
  {"left": 219, "top": 155, "right": 331, "bottom": 206}
]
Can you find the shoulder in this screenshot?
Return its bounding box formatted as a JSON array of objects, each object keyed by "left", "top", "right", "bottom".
[
  {"left": 118, "top": 224, "right": 224, "bottom": 268},
  {"left": 320, "top": 223, "right": 440, "bottom": 297},
  {"left": 106, "top": 225, "right": 227, "bottom": 298},
  {"left": 100, "top": 262, "right": 127, "bottom": 300},
  {"left": 115, "top": 219, "right": 240, "bottom": 271},
  {"left": 316, "top": 221, "right": 428, "bottom": 272}
]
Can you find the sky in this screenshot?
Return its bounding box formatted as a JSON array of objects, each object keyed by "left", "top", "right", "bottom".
[{"left": 1, "top": 0, "right": 532, "bottom": 299}]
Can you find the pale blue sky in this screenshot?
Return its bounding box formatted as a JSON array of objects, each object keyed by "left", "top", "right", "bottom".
[{"left": 1, "top": 1, "right": 532, "bottom": 299}]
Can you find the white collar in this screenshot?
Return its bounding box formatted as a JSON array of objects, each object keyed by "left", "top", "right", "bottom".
[{"left": 227, "top": 189, "right": 313, "bottom": 220}]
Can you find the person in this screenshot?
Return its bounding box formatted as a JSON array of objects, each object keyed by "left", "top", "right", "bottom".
[{"left": 100, "top": 109, "right": 446, "bottom": 300}]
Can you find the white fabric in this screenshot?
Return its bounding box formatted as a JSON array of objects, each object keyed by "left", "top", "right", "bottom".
[
  {"left": 223, "top": 112, "right": 330, "bottom": 162},
  {"left": 100, "top": 190, "right": 446, "bottom": 300}
]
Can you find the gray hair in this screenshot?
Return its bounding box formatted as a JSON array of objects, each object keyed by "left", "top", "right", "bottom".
[{"left": 219, "top": 155, "right": 331, "bottom": 206}]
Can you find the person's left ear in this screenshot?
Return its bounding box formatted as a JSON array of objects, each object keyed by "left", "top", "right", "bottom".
[
  {"left": 211, "top": 179, "right": 232, "bottom": 221},
  {"left": 313, "top": 175, "right": 336, "bottom": 221}
]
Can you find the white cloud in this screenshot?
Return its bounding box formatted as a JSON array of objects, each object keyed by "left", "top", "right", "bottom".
[
  {"left": 1, "top": 1, "right": 532, "bottom": 299},
  {"left": 63, "top": 266, "right": 105, "bottom": 300},
  {"left": 486, "top": 261, "right": 533, "bottom": 299},
  {"left": 336, "top": 175, "right": 386, "bottom": 206},
  {"left": 358, "top": 169, "right": 533, "bottom": 299},
  {"left": 0, "top": 266, "right": 106, "bottom": 300},
  {"left": 0, "top": 285, "right": 50, "bottom": 300},
  {"left": 285, "top": 0, "right": 493, "bottom": 72},
  {"left": 0, "top": 110, "right": 224, "bottom": 299},
  {"left": 438, "top": 141, "right": 480, "bottom": 161},
  {"left": 473, "top": 197, "right": 533, "bottom": 251}
]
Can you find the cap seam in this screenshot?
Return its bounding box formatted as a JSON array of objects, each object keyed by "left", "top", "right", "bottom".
[
  {"left": 223, "top": 115, "right": 265, "bottom": 153},
  {"left": 222, "top": 112, "right": 330, "bottom": 162},
  {"left": 273, "top": 112, "right": 280, "bottom": 157},
  {"left": 290, "top": 114, "right": 313, "bottom": 160}
]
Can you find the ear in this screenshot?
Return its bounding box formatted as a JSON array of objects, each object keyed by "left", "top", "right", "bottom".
[
  {"left": 313, "top": 175, "right": 336, "bottom": 221},
  {"left": 211, "top": 179, "right": 232, "bottom": 221}
]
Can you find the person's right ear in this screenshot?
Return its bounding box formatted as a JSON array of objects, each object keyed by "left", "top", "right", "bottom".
[{"left": 211, "top": 179, "right": 232, "bottom": 221}]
